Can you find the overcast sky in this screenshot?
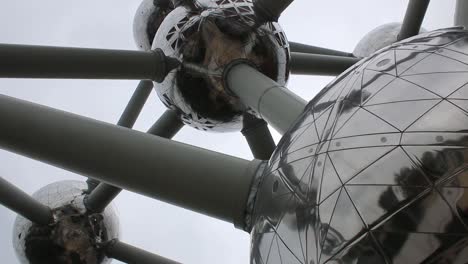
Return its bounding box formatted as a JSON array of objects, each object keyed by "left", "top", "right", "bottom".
[{"left": 0, "top": 0, "right": 458, "bottom": 263}]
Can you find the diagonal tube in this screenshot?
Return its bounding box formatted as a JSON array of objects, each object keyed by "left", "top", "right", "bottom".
[
  {"left": 398, "top": 0, "right": 430, "bottom": 41},
  {"left": 289, "top": 42, "right": 355, "bottom": 58},
  {"left": 86, "top": 80, "right": 154, "bottom": 193},
  {"left": 0, "top": 177, "right": 53, "bottom": 225},
  {"left": 0, "top": 95, "right": 262, "bottom": 229},
  {"left": 85, "top": 108, "right": 184, "bottom": 213},
  {"left": 104, "top": 239, "right": 181, "bottom": 264},
  {"left": 290, "top": 52, "right": 360, "bottom": 76},
  {"left": 242, "top": 114, "right": 276, "bottom": 160},
  {"left": 0, "top": 44, "right": 179, "bottom": 82},
  {"left": 224, "top": 62, "right": 307, "bottom": 135}
]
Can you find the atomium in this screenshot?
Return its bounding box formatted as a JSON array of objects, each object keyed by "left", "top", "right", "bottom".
[
  {"left": 135, "top": 0, "right": 290, "bottom": 132},
  {"left": 251, "top": 28, "right": 468, "bottom": 264},
  {"left": 13, "top": 181, "right": 119, "bottom": 264},
  {"left": 2, "top": 1, "right": 468, "bottom": 264}
]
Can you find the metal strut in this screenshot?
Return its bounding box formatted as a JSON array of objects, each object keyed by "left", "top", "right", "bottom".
[
  {"left": 0, "top": 177, "right": 53, "bottom": 225},
  {"left": 0, "top": 95, "right": 261, "bottom": 229},
  {"left": 0, "top": 44, "right": 179, "bottom": 82},
  {"left": 398, "top": 0, "right": 430, "bottom": 41}
]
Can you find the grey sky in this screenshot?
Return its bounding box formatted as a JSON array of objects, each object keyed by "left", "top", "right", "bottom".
[{"left": 0, "top": 0, "right": 457, "bottom": 263}]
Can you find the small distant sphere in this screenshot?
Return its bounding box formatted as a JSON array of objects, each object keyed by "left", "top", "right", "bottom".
[
  {"left": 13, "top": 181, "right": 119, "bottom": 264},
  {"left": 354, "top": 22, "right": 426, "bottom": 57},
  {"left": 153, "top": 0, "right": 290, "bottom": 132},
  {"left": 251, "top": 28, "right": 468, "bottom": 264},
  {"left": 133, "top": 0, "right": 174, "bottom": 51}
]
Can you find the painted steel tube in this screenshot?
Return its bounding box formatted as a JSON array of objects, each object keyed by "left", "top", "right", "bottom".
[
  {"left": 289, "top": 42, "right": 354, "bottom": 58},
  {"left": 225, "top": 63, "right": 307, "bottom": 135},
  {"left": 0, "top": 95, "right": 261, "bottom": 228},
  {"left": 147, "top": 109, "right": 184, "bottom": 139},
  {"left": 290, "top": 52, "right": 360, "bottom": 76},
  {"left": 85, "top": 80, "right": 154, "bottom": 210},
  {"left": 86, "top": 108, "right": 184, "bottom": 213},
  {"left": 455, "top": 0, "right": 468, "bottom": 28},
  {"left": 0, "top": 177, "right": 53, "bottom": 225},
  {"left": 0, "top": 44, "right": 178, "bottom": 82},
  {"left": 242, "top": 114, "right": 276, "bottom": 160},
  {"left": 105, "top": 239, "right": 181, "bottom": 264},
  {"left": 398, "top": 0, "right": 430, "bottom": 41}
]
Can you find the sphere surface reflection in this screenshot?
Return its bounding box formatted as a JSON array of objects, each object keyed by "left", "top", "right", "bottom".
[
  {"left": 13, "top": 181, "right": 119, "bottom": 264},
  {"left": 153, "top": 0, "right": 290, "bottom": 132},
  {"left": 251, "top": 28, "right": 468, "bottom": 264}
]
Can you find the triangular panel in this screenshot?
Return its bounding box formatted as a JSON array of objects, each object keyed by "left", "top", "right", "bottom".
[
  {"left": 395, "top": 49, "right": 433, "bottom": 76},
  {"left": 328, "top": 234, "right": 387, "bottom": 264},
  {"left": 449, "top": 83, "right": 468, "bottom": 99},
  {"left": 450, "top": 99, "right": 468, "bottom": 113},
  {"left": 366, "top": 49, "right": 397, "bottom": 76},
  {"left": 361, "top": 70, "right": 395, "bottom": 104},
  {"left": 365, "top": 100, "right": 440, "bottom": 131},
  {"left": 328, "top": 147, "right": 394, "bottom": 184},
  {"left": 334, "top": 108, "right": 399, "bottom": 138},
  {"left": 276, "top": 236, "right": 303, "bottom": 264},
  {"left": 320, "top": 155, "right": 343, "bottom": 203},
  {"left": 403, "top": 146, "right": 468, "bottom": 183},
  {"left": 365, "top": 77, "right": 440, "bottom": 106},
  {"left": 348, "top": 147, "right": 430, "bottom": 186},
  {"left": 406, "top": 100, "right": 468, "bottom": 132},
  {"left": 346, "top": 185, "right": 428, "bottom": 227},
  {"left": 402, "top": 72, "right": 468, "bottom": 98},
  {"left": 401, "top": 53, "right": 468, "bottom": 75},
  {"left": 319, "top": 190, "right": 366, "bottom": 264},
  {"left": 375, "top": 190, "right": 467, "bottom": 233}
]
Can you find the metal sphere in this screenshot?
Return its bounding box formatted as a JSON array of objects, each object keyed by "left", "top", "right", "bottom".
[
  {"left": 133, "top": 0, "right": 175, "bottom": 51},
  {"left": 251, "top": 28, "right": 468, "bottom": 264},
  {"left": 13, "top": 181, "right": 119, "bottom": 264},
  {"left": 153, "top": 0, "right": 290, "bottom": 132},
  {"left": 354, "top": 22, "right": 427, "bottom": 58}
]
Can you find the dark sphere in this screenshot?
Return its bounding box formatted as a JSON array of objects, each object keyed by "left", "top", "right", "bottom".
[{"left": 251, "top": 28, "right": 468, "bottom": 264}]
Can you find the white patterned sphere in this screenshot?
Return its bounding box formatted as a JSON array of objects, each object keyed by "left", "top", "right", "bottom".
[
  {"left": 13, "top": 181, "right": 119, "bottom": 264},
  {"left": 251, "top": 28, "right": 468, "bottom": 264},
  {"left": 150, "top": 0, "right": 290, "bottom": 132}
]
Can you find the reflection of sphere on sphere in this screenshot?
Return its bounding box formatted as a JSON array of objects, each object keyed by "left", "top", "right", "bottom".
[
  {"left": 354, "top": 22, "right": 427, "bottom": 57},
  {"left": 133, "top": 0, "right": 175, "bottom": 51},
  {"left": 251, "top": 28, "right": 468, "bottom": 264},
  {"left": 153, "top": 0, "right": 290, "bottom": 132},
  {"left": 13, "top": 181, "right": 119, "bottom": 264}
]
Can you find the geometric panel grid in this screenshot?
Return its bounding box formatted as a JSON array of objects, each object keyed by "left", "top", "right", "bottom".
[{"left": 251, "top": 28, "right": 468, "bottom": 264}]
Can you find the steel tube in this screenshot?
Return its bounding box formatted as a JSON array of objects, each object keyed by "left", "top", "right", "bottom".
[
  {"left": 242, "top": 114, "right": 276, "bottom": 160},
  {"left": 398, "top": 0, "right": 430, "bottom": 41},
  {"left": 147, "top": 109, "right": 184, "bottom": 138},
  {"left": 0, "top": 44, "right": 178, "bottom": 82},
  {"left": 117, "top": 81, "right": 154, "bottom": 128},
  {"left": 253, "top": 0, "right": 294, "bottom": 23},
  {"left": 455, "top": 0, "right": 468, "bottom": 28},
  {"left": 85, "top": 80, "right": 154, "bottom": 208},
  {"left": 0, "top": 95, "right": 261, "bottom": 228},
  {"left": 0, "top": 177, "right": 52, "bottom": 225},
  {"left": 289, "top": 42, "right": 354, "bottom": 57},
  {"left": 105, "top": 239, "right": 181, "bottom": 264},
  {"left": 86, "top": 109, "right": 184, "bottom": 213},
  {"left": 290, "top": 52, "right": 360, "bottom": 76},
  {"left": 225, "top": 63, "right": 307, "bottom": 135}
]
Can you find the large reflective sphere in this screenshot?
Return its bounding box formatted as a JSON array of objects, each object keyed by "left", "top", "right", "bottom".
[
  {"left": 353, "top": 22, "right": 426, "bottom": 58},
  {"left": 251, "top": 28, "right": 468, "bottom": 264},
  {"left": 153, "top": 0, "right": 290, "bottom": 132},
  {"left": 13, "top": 181, "right": 119, "bottom": 264}
]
